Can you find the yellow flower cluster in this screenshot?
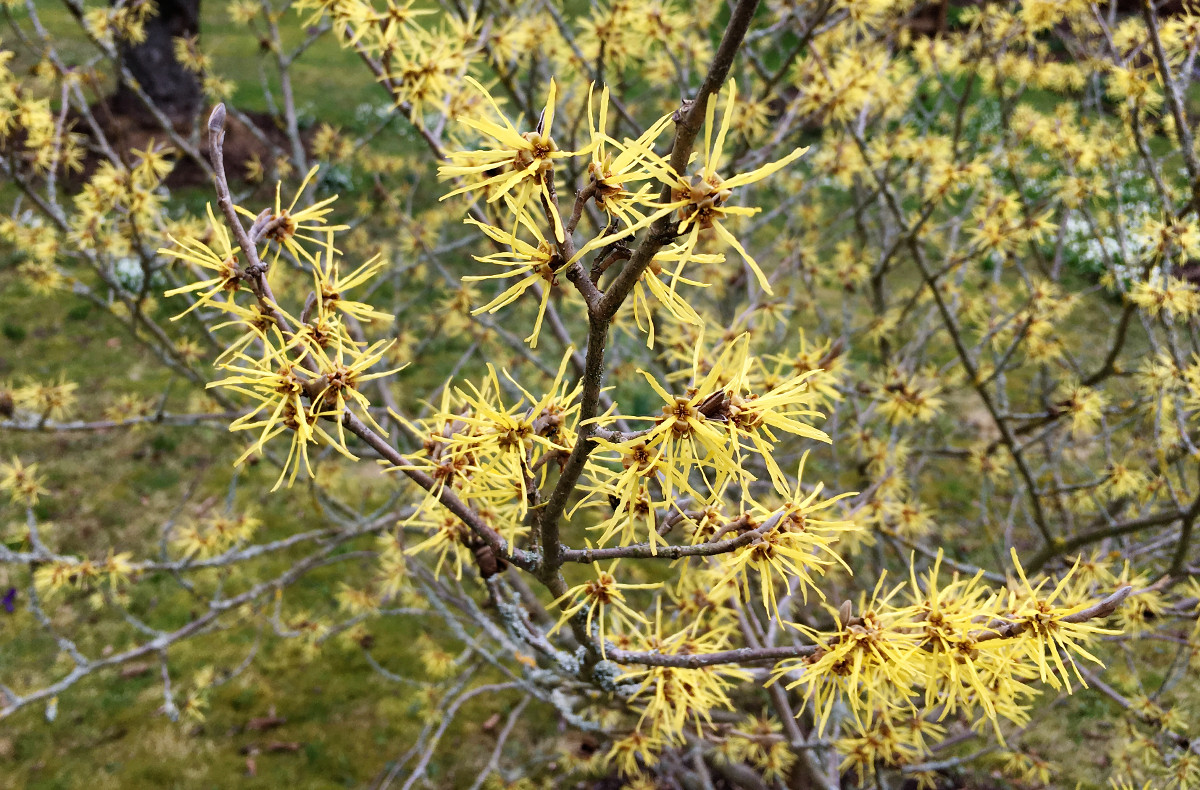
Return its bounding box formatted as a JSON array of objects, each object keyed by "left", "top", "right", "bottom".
[
  {"left": 173, "top": 511, "right": 261, "bottom": 560},
  {"left": 32, "top": 550, "right": 135, "bottom": 599},
  {"left": 296, "top": 0, "right": 472, "bottom": 120},
  {"left": 577, "top": 335, "right": 834, "bottom": 551},
  {"left": 0, "top": 456, "right": 48, "bottom": 507},
  {"left": 439, "top": 78, "right": 807, "bottom": 346},
  {"left": 395, "top": 353, "right": 578, "bottom": 557},
  {"left": 772, "top": 551, "right": 1116, "bottom": 759},
  {"left": 160, "top": 171, "right": 398, "bottom": 489},
  {"left": 0, "top": 377, "right": 77, "bottom": 423}
]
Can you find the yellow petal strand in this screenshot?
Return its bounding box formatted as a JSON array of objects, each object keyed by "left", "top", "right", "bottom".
[
  {"left": 722, "top": 146, "right": 810, "bottom": 189},
  {"left": 713, "top": 221, "right": 774, "bottom": 295}
]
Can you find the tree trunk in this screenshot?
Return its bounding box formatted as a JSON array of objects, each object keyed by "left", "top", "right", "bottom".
[{"left": 110, "top": 0, "right": 202, "bottom": 125}]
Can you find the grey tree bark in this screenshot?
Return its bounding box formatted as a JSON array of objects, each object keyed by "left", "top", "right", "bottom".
[{"left": 111, "top": 0, "right": 202, "bottom": 123}]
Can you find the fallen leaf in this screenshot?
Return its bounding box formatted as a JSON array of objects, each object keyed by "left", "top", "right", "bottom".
[{"left": 247, "top": 715, "right": 286, "bottom": 731}]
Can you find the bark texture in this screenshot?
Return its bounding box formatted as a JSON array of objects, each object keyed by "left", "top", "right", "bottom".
[{"left": 111, "top": 0, "right": 202, "bottom": 124}]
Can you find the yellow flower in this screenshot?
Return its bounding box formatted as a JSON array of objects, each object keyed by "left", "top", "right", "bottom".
[
  {"left": 726, "top": 360, "right": 831, "bottom": 496},
  {"left": 585, "top": 83, "right": 674, "bottom": 230},
  {"left": 309, "top": 334, "right": 402, "bottom": 449},
  {"left": 771, "top": 577, "right": 921, "bottom": 734},
  {"left": 101, "top": 549, "right": 136, "bottom": 588},
  {"left": 16, "top": 376, "right": 78, "bottom": 422},
  {"left": 549, "top": 558, "right": 660, "bottom": 656},
  {"left": 335, "top": 582, "right": 379, "bottom": 616},
  {"left": 871, "top": 368, "right": 944, "bottom": 425},
  {"left": 1127, "top": 273, "right": 1200, "bottom": 320},
  {"left": 356, "top": 0, "right": 434, "bottom": 48},
  {"left": 0, "top": 456, "right": 48, "bottom": 506},
  {"left": 172, "top": 35, "right": 210, "bottom": 73},
  {"left": 617, "top": 366, "right": 740, "bottom": 510},
  {"left": 606, "top": 730, "right": 664, "bottom": 777},
  {"left": 34, "top": 559, "right": 98, "bottom": 598},
  {"left": 575, "top": 80, "right": 808, "bottom": 294},
  {"left": 905, "top": 550, "right": 1004, "bottom": 722},
  {"left": 440, "top": 78, "right": 577, "bottom": 242},
  {"left": 618, "top": 604, "right": 751, "bottom": 744},
  {"left": 766, "top": 331, "right": 846, "bottom": 406},
  {"left": 130, "top": 140, "right": 176, "bottom": 185},
  {"left": 626, "top": 245, "right": 717, "bottom": 347},
  {"left": 1054, "top": 382, "right": 1107, "bottom": 437},
  {"left": 1004, "top": 549, "right": 1118, "bottom": 691},
  {"left": 236, "top": 166, "right": 347, "bottom": 266},
  {"left": 837, "top": 712, "right": 944, "bottom": 785},
  {"left": 208, "top": 332, "right": 349, "bottom": 490},
  {"left": 433, "top": 355, "right": 577, "bottom": 520},
  {"left": 160, "top": 204, "right": 244, "bottom": 320},
  {"left": 404, "top": 503, "right": 474, "bottom": 580},
  {"left": 717, "top": 456, "right": 856, "bottom": 618},
  {"left": 461, "top": 209, "right": 562, "bottom": 348}
]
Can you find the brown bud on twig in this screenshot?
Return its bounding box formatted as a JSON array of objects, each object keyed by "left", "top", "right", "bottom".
[
  {"left": 1061, "top": 585, "right": 1133, "bottom": 623},
  {"left": 698, "top": 390, "right": 731, "bottom": 421},
  {"left": 208, "top": 103, "right": 226, "bottom": 135},
  {"left": 819, "top": 338, "right": 846, "bottom": 369},
  {"left": 467, "top": 538, "right": 508, "bottom": 578},
  {"left": 673, "top": 98, "right": 695, "bottom": 123}
]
